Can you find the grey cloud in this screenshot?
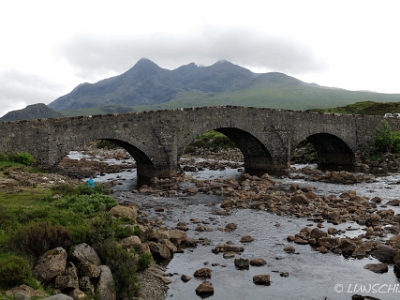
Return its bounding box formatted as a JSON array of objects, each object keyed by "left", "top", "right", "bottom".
[
  {"left": 0, "top": 70, "right": 65, "bottom": 117},
  {"left": 59, "top": 26, "right": 328, "bottom": 81}
]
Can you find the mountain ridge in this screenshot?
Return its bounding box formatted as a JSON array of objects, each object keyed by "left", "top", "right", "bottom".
[{"left": 3, "top": 58, "right": 400, "bottom": 121}]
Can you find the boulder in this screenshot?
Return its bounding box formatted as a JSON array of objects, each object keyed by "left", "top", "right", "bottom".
[
  {"left": 339, "top": 238, "right": 356, "bottom": 255},
  {"left": 310, "top": 228, "right": 329, "bottom": 240},
  {"left": 181, "top": 275, "right": 191, "bottom": 282},
  {"left": 193, "top": 267, "right": 212, "bottom": 278},
  {"left": 95, "top": 266, "right": 116, "bottom": 300},
  {"left": 33, "top": 247, "right": 68, "bottom": 284},
  {"left": 195, "top": 281, "right": 214, "bottom": 296},
  {"left": 42, "top": 295, "right": 74, "bottom": 300},
  {"left": 225, "top": 223, "right": 237, "bottom": 231},
  {"left": 250, "top": 258, "right": 266, "bottom": 266},
  {"left": 79, "top": 276, "right": 95, "bottom": 294},
  {"left": 148, "top": 242, "right": 172, "bottom": 259},
  {"left": 234, "top": 258, "right": 249, "bottom": 269},
  {"left": 240, "top": 235, "right": 254, "bottom": 243},
  {"left": 364, "top": 263, "right": 388, "bottom": 273},
  {"left": 109, "top": 205, "right": 137, "bottom": 221},
  {"left": 55, "top": 262, "right": 79, "bottom": 291},
  {"left": 283, "top": 245, "right": 295, "bottom": 253},
  {"left": 70, "top": 243, "right": 101, "bottom": 266},
  {"left": 77, "top": 261, "right": 101, "bottom": 279},
  {"left": 290, "top": 194, "right": 309, "bottom": 205},
  {"left": 169, "top": 229, "right": 187, "bottom": 246},
  {"left": 69, "top": 289, "right": 87, "bottom": 300},
  {"left": 5, "top": 285, "right": 47, "bottom": 299},
  {"left": 371, "top": 244, "right": 397, "bottom": 262},
  {"left": 253, "top": 274, "right": 271, "bottom": 285},
  {"left": 119, "top": 235, "right": 142, "bottom": 249}
]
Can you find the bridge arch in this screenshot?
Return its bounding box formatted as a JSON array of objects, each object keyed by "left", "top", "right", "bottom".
[
  {"left": 295, "top": 133, "right": 356, "bottom": 165},
  {"left": 178, "top": 127, "right": 275, "bottom": 171}
]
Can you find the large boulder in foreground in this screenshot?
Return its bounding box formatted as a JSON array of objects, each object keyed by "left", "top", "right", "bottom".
[
  {"left": 109, "top": 205, "right": 138, "bottom": 222},
  {"left": 33, "top": 247, "right": 68, "bottom": 284},
  {"left": 96, "top": 266, "right": 116, "bottom": 300},
  {"left": 70, "top": 243, "right": 101, "bottom": 266}
]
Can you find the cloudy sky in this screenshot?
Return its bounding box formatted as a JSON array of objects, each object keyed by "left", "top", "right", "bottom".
[{"left": 1, "top": 0, "right": 399, "bottom": 117}]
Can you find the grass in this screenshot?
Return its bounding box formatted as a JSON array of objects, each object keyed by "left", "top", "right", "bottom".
[{"left": 0, "top": 160, "right": 148, "bottom": 298}]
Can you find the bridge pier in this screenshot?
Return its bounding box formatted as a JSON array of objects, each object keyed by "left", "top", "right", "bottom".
[
  {"left": 316, "top": 152, "right": 356, "bottom": 165},
  {"left": 137, "top": 163, "right": 177, "bottom": 179},
  {"left": 243, "top": 156, "right": 290, "bottom": 172}
]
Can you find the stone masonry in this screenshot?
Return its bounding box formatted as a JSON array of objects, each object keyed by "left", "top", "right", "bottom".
[{"left": 0, "top": 106, "right": 397, "bottom": 178}]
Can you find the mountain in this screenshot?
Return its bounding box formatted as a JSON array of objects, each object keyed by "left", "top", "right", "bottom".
[
  {"left": 45, "top": 58, "right": 400, "bottom": 115},
  {"left": 48, "top": 59, "right": 259, "bottom": 112},
  {"left": 0, "top": 103, "right": 64, "bottom": 122}
]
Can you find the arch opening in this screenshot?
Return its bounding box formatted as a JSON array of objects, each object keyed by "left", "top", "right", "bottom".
[
  {"left": 57, "top": 139, "right": 153, "bottom": 183},
  {"left": 216, "top": 128, "right": 274, "bottom": 170},
  {"left": 179, "top": 128, "right": 277, "bottom": 173},
  {"left": 296, "top": 133, "right": 356, "bottom": 165}
]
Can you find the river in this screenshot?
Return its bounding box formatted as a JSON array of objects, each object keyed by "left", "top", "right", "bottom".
[{"left": 72, "top": 152, "right": 400, "bottom": 300}]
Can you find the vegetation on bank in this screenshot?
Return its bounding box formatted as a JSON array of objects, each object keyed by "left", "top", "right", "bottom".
[
  {"left": 184, "top": 130, "right": 237, "bottom": 153},
  {"left": 371, "top": 120, "right": 400, "bottom": 154},
  {"left": 0, "top": 156, "right": 152, "bottom": 298},
  {"left": 307, "top": 100, "right": 400, "bottom": 116}
]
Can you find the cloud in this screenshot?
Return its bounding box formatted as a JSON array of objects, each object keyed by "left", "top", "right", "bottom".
[
  {"left": 0, "top": 70, "right": 65, "bottom": 117},
  {"left": 59, "top": 26, "right": 328, "bottom": 81}
]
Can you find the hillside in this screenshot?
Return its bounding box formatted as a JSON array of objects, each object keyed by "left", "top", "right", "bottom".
[
  {"left": 0, "top": 103, "right": 64, "bottom": 122},
  {"left": 306, "top": 100, "right": 400, "bottom": 116},
  {"left": 48, "top": 58, "right": 400, "bottom": 116}
]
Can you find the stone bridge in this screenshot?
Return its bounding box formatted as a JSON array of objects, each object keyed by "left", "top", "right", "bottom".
[{"left": 0, "top": 106, "right": 396, "bottom": 178}]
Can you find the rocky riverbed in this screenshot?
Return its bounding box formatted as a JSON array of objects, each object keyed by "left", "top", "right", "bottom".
[{"left": 23, "top": 143, "right": 400, "bottom": 299}]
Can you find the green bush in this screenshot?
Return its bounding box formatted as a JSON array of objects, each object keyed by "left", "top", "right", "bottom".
[
  {"left": 373, "top": 120, "right": 400, "bottom": 154},
  {"left": 185, "top": 130, "right": 237, "bottom": 153},
  {"left": 8, "top": 222, "right": 73, "bottom": 260},
  {"left": 95, "top": 240, "right": 140, "bottom": 299},
  {"left": 137, "top": 252, "right": 153, "bottom": 271},
  {"left": 51, "top": 183, "right": 76, "bottom": 196},
  {"left": 76, "top": 183, "right": 110, "bottom": 195},
  {"left": 0, "top": 255, "right": 36, "bottom": 289},
  {"left": 0, "top": 152, "right": 35, "bottom": 166},
  {"left": 55, "top": 194, "right": 117, "bottom": 215},
  {"left": 114, "top": 225, "right": 136, "bottom": 240},
  {"left": 86, "top": 213, "right": 115, "bottom": 245}
]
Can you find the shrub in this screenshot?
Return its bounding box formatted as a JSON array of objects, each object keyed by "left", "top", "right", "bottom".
[
  {"left": 55, "top": 194, "right": 117, "bottom": 215},
  {"left": 137, "top": 252, "right": 153, "bottom": 271},
  {"left": 86, "top": 213, "right": 115, "bottom": 245},
  {"left": 95, "top": 240, "right": 140, "bottom": 299},
  {"left": 373, "top": 120, "right": 400, "bottom": 154},
  {"left": 185, "top": 130, "right": 237, "bottom": 153},
  {"left": 51, "top": 183, "right": 76, "bottom": 196},
  {"left": 8, "top": 222, "right": 73, "bottom": 260},
  {"left": 0, "top": 255, "right": 36, "bottom": 289},
  {"left": 0, "top": 152, "right": 35, "bottom": 166},
  {"left": 76, "top": 183, "right": 110, "bottom": 195},
  {"left": 114, "top": 225, "right": 135, "bottom": 240}
]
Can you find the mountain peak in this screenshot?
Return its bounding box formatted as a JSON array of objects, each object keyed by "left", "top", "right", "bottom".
[{"left": 132, "top": 58, "right": 160, "bottom": 70}]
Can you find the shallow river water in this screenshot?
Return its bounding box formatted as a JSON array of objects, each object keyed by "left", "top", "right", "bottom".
[{"left": 78, "top": 154, "right": 400, "bottom": 300}]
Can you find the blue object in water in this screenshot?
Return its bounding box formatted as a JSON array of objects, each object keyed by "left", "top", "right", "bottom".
[{"left": 86, "top": 178, "right": 95, "bottom": 188}]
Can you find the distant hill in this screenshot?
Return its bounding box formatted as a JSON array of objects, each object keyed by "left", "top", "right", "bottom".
[
  {"left": 0, "top": 103, "right": 64, "bottom": 122},
  {"left": 48, "top": 58, "right": 400, "bottom": 116}
]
